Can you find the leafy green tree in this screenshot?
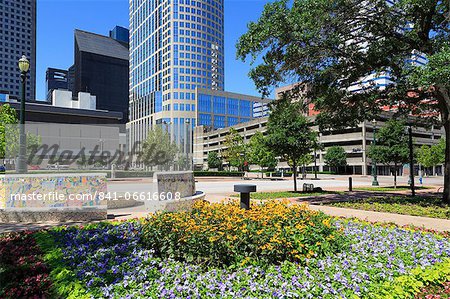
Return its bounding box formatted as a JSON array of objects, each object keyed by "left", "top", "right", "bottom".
[
  {"left": 368, "top": 120, "right": 409, "bottom": 188},
  {"left": 324, "top": 146, "right": 347, "bottom": 175},
  {"left": 297, "top": 153, "right": 313, "bottom": 179},
  {"left": 223, "top": 128, "right": 247, "bottom": 171},
  {"left": 207, "top": 151, "right": 222, "bottom": 170},
  {"left": 139, "top": 126, "right": 179, "bottom": 169},
  {"left": 237, "top": 0, "right": 450, "bottom": 202},
  {"left": 0, "top": 104, "right": 18, "bottom": 158},
  {"left": 265, "top": 96, "right": 316, "bottom": 191},
  {"left": 247, "top": 131, "right": 277, "bottom": 176},
  {"left": 417, "top": 138, "right": 446, "bottom": 174}
]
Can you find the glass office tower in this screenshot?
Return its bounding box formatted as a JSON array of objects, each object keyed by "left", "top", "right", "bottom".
[
  {"left": 0, "top": 0, "right": 36, "bottom": 100},
  {"left": 128, "top": 0, "right": 225, "bottom": 147}
]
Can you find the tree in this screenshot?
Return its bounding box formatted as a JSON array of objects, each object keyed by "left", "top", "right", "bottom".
[
  {"left": 237, "top": 0, "right": 450, "bottom": 203},
  {"left": 139, "top": 126, "right": 178, "bottom": 169},
  {"left": 417, "top": 138, "right": 446, "bottom": 174},
  {"left": 0, "top": 104, "right": 18, "bottom": 159},
  {"left": 265, "top": 96, "right": 316, "bottom": 191},
  {"left": 297, "top": 153, "right": 313, "bottom": 179},
  {"left": 223, "top": 128, "right": 247, "bottom": 171},
  {"left": 368, "top": 120, "right": 409, "bottom": 188},
  {"left": 324, "top": 146, "right": 347, "bottom": 175},
  {"left": 207, "top": 152, "right": 222, "bottom": 170},
  {"left": 247, "top": 131, "right": 277, "bottom": 176}
]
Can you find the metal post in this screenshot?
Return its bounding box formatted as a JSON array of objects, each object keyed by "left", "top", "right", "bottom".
[
  {"left": 408, "top": 125, "right": 415, "bottom": 196},
  {"left": 349, "top": 177, "right": 353, "bottom": 192},
  {"left": 234, "top": 184, "right": 256, "bottom": 210},
  {"left": 17, "top": 72, "right": 27, "bottom": 174},
  {"left": 314, "top": 149, "right": 318, "bottom": 180}
]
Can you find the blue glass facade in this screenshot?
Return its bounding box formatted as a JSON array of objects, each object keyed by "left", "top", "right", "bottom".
[{"left": 197, "top": 91, "right": 270, "bottom": 129}]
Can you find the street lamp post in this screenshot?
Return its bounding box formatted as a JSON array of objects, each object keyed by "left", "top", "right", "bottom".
[
  {"left": 17, "top": 55, "right": 30, "bottom": 174},
  {"left": 407, "top": 124, "right": 416, "bottom": 197},
  {"left": 314, "top": 132, "right": 322, "bottom": 180},
  {"left": 371, "top": 119, "right": 379, "bottom": 186}
]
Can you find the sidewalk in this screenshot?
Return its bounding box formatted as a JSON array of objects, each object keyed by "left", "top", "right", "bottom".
[{"left": 309, "top": 204, "right": 450, "bottom": 232}]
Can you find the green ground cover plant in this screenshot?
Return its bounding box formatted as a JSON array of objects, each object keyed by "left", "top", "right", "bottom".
[
  {"left": 329, "top": 196, "right": 450, "bottom": 219},
  {"left": 229, "top": 190, "right": 341, "bottom": 200}
]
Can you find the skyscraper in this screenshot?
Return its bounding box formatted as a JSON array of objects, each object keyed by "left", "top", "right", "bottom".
[
  {"left": 73, "top": 29, "right": 130, "bottom": 123},
  {"left": 128, "top": 0, "right": 225, "bottom": 147},
  {"left": 0, "top": 0, "right": 36, "bottom": 100}
]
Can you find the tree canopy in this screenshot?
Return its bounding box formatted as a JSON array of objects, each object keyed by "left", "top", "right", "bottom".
[
  {"left": 223, "top": 128, "right": 247, "bottom": 171},
  {"left": 237, "top": 0, "right": 450, "bottom": 202},
  {"left": 0, "top": 104, "right": 18, "bottom": 159},
  {"left": 368, "top": 119, "right": 409, "bottom": 187},
  {"left": 247, "top": 131, "right": 277, "bottom": 174},
  {"left": 207, "top": 151, "right": 222, "bottom": 170},
  {"left": 139, "top": 126, "right": 179, "bottom": 169},
  {"left": 324, "top": 146, "right": 348, "bottom": 174},
  {"left": 265, "top": 96, "right": 317, "bottom": 191},
  {"left": 416, "top": 138, "right": 446, "bottom": 170}
]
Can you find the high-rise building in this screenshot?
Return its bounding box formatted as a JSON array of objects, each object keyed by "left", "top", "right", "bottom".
[
  {"left": 46, "top": 68, "right": 69, "bottom": 102},
  {"left": 110, "top": 25, "right": 130, "bottom": 44},
  {"left": 0, "top": 0, "right": 36, "bottom": 100},
  {"left": 73, "top": 29, "right": 130, "bottom": 123},
  {"left": 128, "top": 0, "right": 226, "bottom": 147}
]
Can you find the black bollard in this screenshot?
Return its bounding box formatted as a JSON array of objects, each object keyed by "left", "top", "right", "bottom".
[
  {"left": 349, "top": 177, "right": 353, "bottom": 192},
  {"left": 234, "top": 184, "right": 257, "bottom": 210}
]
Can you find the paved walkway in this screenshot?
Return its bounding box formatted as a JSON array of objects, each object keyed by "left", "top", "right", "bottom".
[
  {"left": 1, "top": 191, "right": 449, "bottom": 234},
  {"left": 308, "top": 205, "right": 450, "bottom": 232}
]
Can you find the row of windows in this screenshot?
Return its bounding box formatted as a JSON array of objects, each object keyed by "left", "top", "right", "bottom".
[
  {"left": 173, "top": 103, "right": 195, "bottom": 111},
  {"left": 198, "top": 94, "right": 253, "bottom": 117},
  {"left": 198, "top": 114, "right": 251, "bottom": 129}
]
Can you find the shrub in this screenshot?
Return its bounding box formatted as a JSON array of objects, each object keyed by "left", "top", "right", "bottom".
[
  {"left": 194, "top": 171, "right": 244, "bottom": 177},
  {"left": 142, "top": 200, "right": 347, "bottom": 267}
]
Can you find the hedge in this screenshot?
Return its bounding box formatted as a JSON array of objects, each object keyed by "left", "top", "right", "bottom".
[{"left": 194, "top": 171, "right": 244, "bottom": 177}]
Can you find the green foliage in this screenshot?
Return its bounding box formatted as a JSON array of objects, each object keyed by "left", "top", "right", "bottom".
[
  {"left": 265, "top": 96, "right": 317, "bottom": 190},
  {"left": 207, "top": 151, "right": 222, "bottom": 170},
  {"left": 330, "top": 196, "right": 450, "bottom": 219},
  {"left": 0, "top": 104, "right": 18, "bottom": 158},
  {"left": 230, "top": 190, "right": 340, "bottom": 200},
  {"left": 324, "top": 146, "right": 347, "bottom": 173},
  {"left": 34, "top": 231, "right": 92, "bottom": 299},
  {"left": 139, "top": 125, "right": 179, "bottom": 168},
  {"left": 368, "top": 120, "right": 409, "bottom": 187},
  {"left": 193, "top": 170, "right": 244, "bottom": 177},
  {"left": 417, "top": 138, "right": 446, "bottom": 168},
  {"left": 223, "top": 128, "right": 247, "bottom": 171},
  {"left": 247, "top": 131, "right": 277, "bottom": 172},
  {"left": 236, "top": 0, "right": 450, "bottom": 202},
  {"left": 367, "top": 258, "right": 450, "bottom": 299},
  {"left": 142, "top": 200, "right": 347, "bottom": 268}
]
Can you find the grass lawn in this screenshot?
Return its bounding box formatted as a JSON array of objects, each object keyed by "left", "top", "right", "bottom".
[
  {"left": 353, "top": 186, "right": 434, "bottom": 192},
  {"left": 328, "top": 196, "right": 450, "bottom": 219},
  {"left": 229, "top": 190, "right": 341, "bottom": 200}
]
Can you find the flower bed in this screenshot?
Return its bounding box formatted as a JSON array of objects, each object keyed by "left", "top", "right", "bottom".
[
  {"left": 0, "top": 231, "right": 52, "bottom": 298},
  {"left": 1, "top": 201, "right": 450, "bottom": 299},
  {"left": 142, "top": 200, "right": 346, "bottom": 266},
  {"left": 415, "top": 282, "right": 450, "bottom": 299}
]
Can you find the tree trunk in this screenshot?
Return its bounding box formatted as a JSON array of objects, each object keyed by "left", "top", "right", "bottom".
[
  {"left": 293, "top": 160, "right": 298, "bottom": 192},
  {"left": 444, "top": 119, "right": 450, "bottom": 204},
  {"left": 436, "top": 87, "right": 450, "bottom": 204}
]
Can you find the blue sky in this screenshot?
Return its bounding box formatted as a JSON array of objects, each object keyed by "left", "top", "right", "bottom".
[{"left": 36, "top": 0, "right": 272, "bottom": 100}]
